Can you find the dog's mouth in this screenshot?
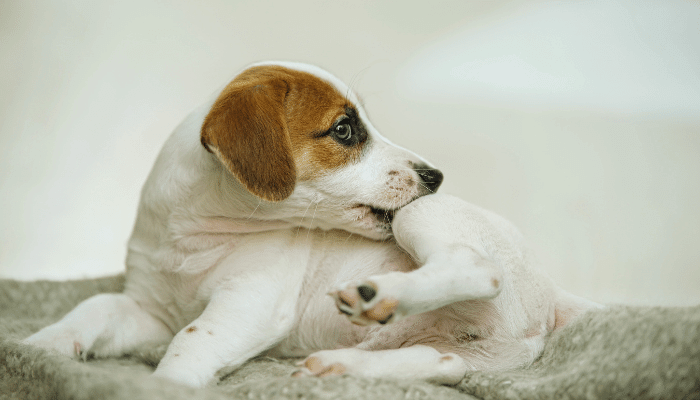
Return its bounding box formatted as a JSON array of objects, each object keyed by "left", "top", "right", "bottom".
[
  {"left": 346, "top": 203, "right": 406, "bottom": 238},
  {"left": 368, "top": 206, "right": 396, "bottom": 224}
]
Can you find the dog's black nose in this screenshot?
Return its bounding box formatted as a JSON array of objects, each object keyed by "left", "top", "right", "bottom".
[{"left": 414, "top": 163, "right": 444, "bottom": 193}]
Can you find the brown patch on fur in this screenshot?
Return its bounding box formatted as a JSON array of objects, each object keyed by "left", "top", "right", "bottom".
[
  {"left": 554, "top": 306, "right": 578, "bottom": 330},
  {"left": 491, "top": 278, "right": 500, "bottom": 289},
  {"left": 440, "top": 355, "right": 454, "bottom": 362},
  {"left": 201, "top": 65, "right": 364, "bottom": 201},
  {"left": 185, "top": 326, "right": 197, "bottom": 333},
  {"left": 525, "top": 327, "right": 541, "bottom": 338},
  {"left": 207, "top": 330, "right": 213, "bottom": 335}
]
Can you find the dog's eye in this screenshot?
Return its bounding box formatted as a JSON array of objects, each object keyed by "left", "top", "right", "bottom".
[{"left": 333, "top": 123, "right": 352, "bottom": 142}]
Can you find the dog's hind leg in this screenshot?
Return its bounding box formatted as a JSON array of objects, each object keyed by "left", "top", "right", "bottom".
[
  {"left": 23, "top": 293, "right": 173, "bottom": 359},
  {"left": 330, "top": 193, "right": 511, "bottom": 325},
  {"left": 330, "top": 246, "right": 502, "bottom": 325},
  {"left": 293, "top": 345, "right": 468, "bottom": 385}
]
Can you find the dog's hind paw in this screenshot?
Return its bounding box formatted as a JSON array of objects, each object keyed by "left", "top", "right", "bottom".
[
  {"left": 329, "top": 280, "right": 399, "bottom": 325},
  {"left": 291, "top": 346, "right": 468, "bottom": 385},
  {"left": 291, "top": 355, "right": 347, "bottom": 378},
  {"left": 23, "top": 326, "right": 88, "bottom": 360}
]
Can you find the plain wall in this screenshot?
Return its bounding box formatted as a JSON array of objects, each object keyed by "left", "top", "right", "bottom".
[{"left": 1, "top": 0, "right": 699, "bottom": 307}]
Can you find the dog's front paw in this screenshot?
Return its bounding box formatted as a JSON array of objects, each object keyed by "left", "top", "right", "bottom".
[
  {"left": 23, "top": 325, "right": 88, "bottom": 360},
  {"left": 329, "top": 279, "right": 400, "bottom": 326}
]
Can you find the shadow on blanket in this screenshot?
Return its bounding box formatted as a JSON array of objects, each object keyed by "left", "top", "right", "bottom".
[{"left": 1, "top": 275, "right": 698, "bottom": 400}]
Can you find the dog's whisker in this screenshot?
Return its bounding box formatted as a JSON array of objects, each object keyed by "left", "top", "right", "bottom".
[
  {"left": 417, "top": 181, "right": 434, "bottom": 193},
  {"left": 343, "top": 232, "right": 354, "bottom": 245},
  {"left": 296, "top": 200, "right": 314, "bottom": 238},
  {"left": 346, "top": 62, "right": 379, "bottom": 106},
  {"left": 247, "top": 199, "right": 262, "bottom": 219},
  {"left": 306, "top": 202, "right": 319, "bottom": 240}
]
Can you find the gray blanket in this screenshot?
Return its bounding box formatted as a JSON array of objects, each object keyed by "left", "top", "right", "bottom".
[{"left": 1, "top": 275, "right": 699, "bottom": 399}]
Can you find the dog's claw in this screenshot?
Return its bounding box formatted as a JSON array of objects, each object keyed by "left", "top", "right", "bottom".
[{"left": 73, "top": 341, "right": 83, "bottom": 360}]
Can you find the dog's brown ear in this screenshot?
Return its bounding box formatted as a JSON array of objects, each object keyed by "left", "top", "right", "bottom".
[{"left": 201, "top": 73, "right": 295, "bottom": 202}]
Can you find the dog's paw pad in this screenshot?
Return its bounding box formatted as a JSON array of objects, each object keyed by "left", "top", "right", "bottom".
[
  {"left": 357, "top": 284, "right": 376, "bottom": 302},
  {"left": 292, "top": 356, "right": 347, "bottom": 378},
  {"left": 336, "top": 288, "right": 360, "bottom": 311},
  {"left": 362, "top": 297, "right": 398, "bottom": 324},
  {"left": 330, "top": 281, "right": 399, "bottom": 325}
]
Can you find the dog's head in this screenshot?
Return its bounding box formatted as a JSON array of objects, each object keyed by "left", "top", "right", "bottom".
[{"left": 201, "top": 62, "right": 443, "bottom": 239}]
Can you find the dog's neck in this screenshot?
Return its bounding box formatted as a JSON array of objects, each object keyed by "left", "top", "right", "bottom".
[{"left": 191, "top": 162, "right": 298, "bottom": 232}]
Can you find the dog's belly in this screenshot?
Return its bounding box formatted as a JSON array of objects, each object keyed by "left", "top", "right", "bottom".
[
  {"left": 125, "top": 227, "right": 417, "bottom": 352},
  {"left": 268, "top": 231, "right": 418, "bottom": 357}
]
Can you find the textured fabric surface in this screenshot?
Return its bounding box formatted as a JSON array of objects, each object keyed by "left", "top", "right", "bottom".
[{"left": 1, "top": 275, "right": 699, "bottom": 399}]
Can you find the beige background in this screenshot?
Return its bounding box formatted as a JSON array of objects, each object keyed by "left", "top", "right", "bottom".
[{"left": 1, "top": 0, "right": 699, "bottom": 306}]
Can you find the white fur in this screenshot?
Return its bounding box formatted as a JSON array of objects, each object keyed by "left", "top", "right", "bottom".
[{"left": 24, "top": 62, "right": 600, "bottom": 387}]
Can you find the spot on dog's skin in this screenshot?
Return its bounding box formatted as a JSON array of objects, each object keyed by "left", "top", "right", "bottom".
[
  {"left": 388, "top": 170, "right": 399, "bottom": 176},
  {"left": 492, "top": 278, "right": 500, "bottom": 289},
  {"left": 174, "top": 354, "right": 180, "bottom": 357},
  {"left": 456, "top": 332, "right": 480, "bottom": 343},
  {"left": 440, "top": 355, "right": 454, "bottom": 363},
  {"left": 185, "top": 326, "right": 197, "bottom": 333},
  {"left": 208, "top": 330, "right": 213, "bottom": 335}
]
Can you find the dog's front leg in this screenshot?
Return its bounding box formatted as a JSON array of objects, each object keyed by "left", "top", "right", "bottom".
[
  {"left": 24, "top": 293, "right": 173, "bottom": 359},
  {"left": 152, "top": 284, "right": 298, "bottom": 387},
  {"left": 152, "top": 240, "right": 306, "bottom": 387}
]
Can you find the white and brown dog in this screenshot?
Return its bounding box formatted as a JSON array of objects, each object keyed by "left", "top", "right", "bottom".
[{"left": 24, "top": 61, "right": 599, "bottom": 387}]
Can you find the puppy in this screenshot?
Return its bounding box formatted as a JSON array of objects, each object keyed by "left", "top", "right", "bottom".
[{"left": 24, "top": 61, "right": 599, "bottom": 387}]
